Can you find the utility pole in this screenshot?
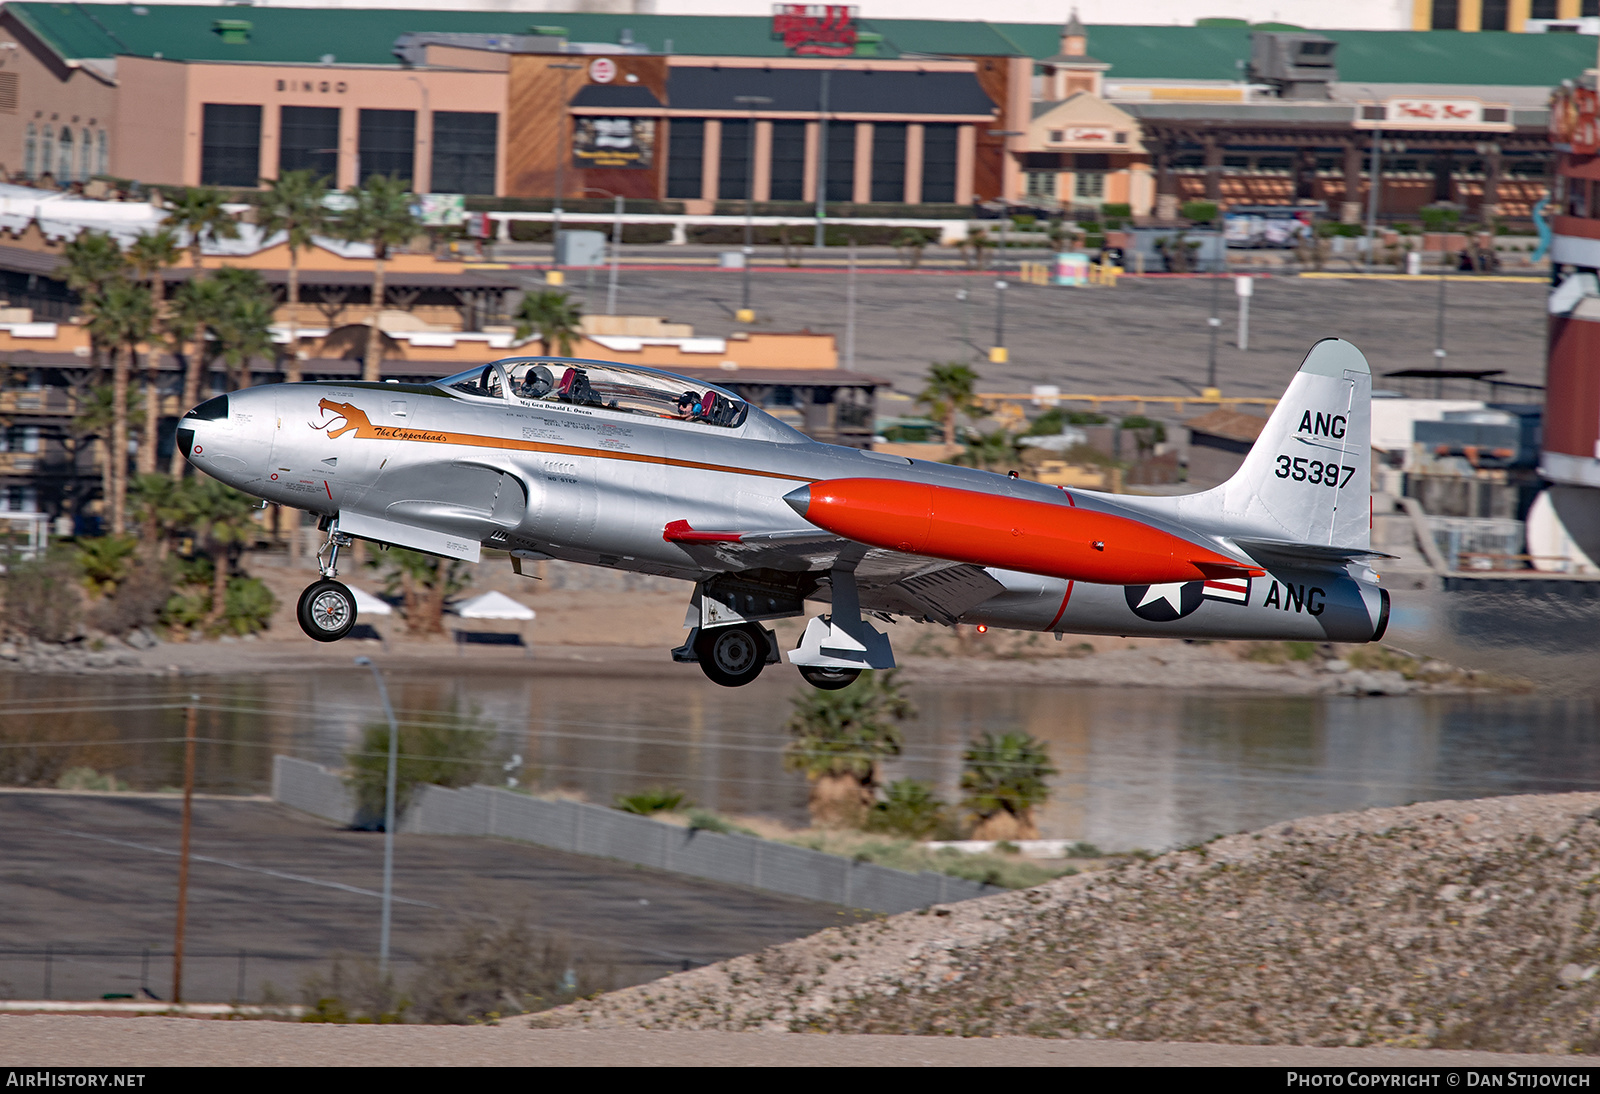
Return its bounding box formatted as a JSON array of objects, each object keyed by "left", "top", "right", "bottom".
[
  {"left": 735, "top": 95, "right": 771, "bottom": 323},
  {"left": 171, "top": 695, "right": 197, "bottom": 1004},
  {"left": 1235, "top": 274, "right": 1253, "bottom": 352},
  {"left": 609, "top": 193, "right": 622, "bottom": 316},
  {"left": 548, "top": 61, "right": 583, "bottom": 286},
  {"left": 356, "top": 657, "right": 400, "bottom": 979}
]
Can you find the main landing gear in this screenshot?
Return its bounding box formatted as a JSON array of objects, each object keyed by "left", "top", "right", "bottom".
[
  {"left": 675, "top": 564, "right": 893, "bottom": 690},
  {"left": 297, "top": 527, "right": 358, "bottom": 643}
]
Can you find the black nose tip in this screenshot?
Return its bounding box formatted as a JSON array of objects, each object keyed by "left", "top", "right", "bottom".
[
  {"left": 176, "top": 427, "right": 195, "bottom": 459},
  {"left": 184, "top": 395, "right": 228, "bottom": 422}
]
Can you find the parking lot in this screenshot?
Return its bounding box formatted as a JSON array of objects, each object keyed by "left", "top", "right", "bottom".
[
  {"left": 521, "top": 258, "right": 1548, "bottom": 405},
  {"left": 0, "top": 791, "right": 867, "bottom": 1004}
]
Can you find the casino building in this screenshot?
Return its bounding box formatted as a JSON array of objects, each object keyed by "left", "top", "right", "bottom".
[{"left": 0, "top": 3, "right": 1591, "bottom": 220}]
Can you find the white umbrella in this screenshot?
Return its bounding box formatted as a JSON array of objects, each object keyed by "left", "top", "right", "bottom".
[
  {"left": 349, "top": 586, "right": 393, "bottom": 616},
  {"left": 452, "top": 591, "right": 535, "bottom": 620}
]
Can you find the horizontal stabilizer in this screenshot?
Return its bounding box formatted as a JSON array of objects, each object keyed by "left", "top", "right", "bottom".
[{"left": 1233, "top": 536, "right": 1398, "bottom": 568}]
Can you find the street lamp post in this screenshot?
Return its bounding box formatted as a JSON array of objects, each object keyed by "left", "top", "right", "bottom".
[
  {"left": 548, "top": 62, "right": 583, "bottom": 285},
  {"left": 734, "top": 95, "right": 772, "bottom": 323},
  {"left": 987, "top": 129, "right": 1023, "bottom": 365},
  {"left": 581, "top": 187, "right": 624, "bottom": 315},
  {"left": 355, "top": 656, "right": 400, "bottom": 980}
]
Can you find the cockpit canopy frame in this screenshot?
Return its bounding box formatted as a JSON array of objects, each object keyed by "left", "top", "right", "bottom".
[{"left": 436, "top": 357, "right": 749, "bottom": 429}]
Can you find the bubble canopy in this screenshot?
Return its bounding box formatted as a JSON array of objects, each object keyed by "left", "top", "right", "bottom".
[{"left": 436, "top": 357, "right": 749, "bottom": 429}]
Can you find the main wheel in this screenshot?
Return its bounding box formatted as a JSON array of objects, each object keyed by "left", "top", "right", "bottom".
[
  {"left": 297, "top": 579, "right": 357, "bottom": 642},
  {"left": 799, "top": 665, "right": 861, "bottom": 691},
  {"left": 694, "top": 624, "right": 767, "bottom": 688}
]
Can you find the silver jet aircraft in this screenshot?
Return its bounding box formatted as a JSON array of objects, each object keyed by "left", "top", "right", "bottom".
[{"left": 178, "top": 337, "right": 1391, "bottom": 689}]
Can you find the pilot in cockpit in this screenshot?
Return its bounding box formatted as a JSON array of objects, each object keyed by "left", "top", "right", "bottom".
[{"left": 675, "top": 391, "right": 701, "bottom": 419}]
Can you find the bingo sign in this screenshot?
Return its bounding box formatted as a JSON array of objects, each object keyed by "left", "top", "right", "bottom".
[
  {"left": 573, "top": 117, "right": 657, "bottom": 169},
  {"left": 771, "top": 4, "right": 858, "bottom": 57},
  {"left": 1552, "top": 86, "right": 1600, "bottom": 156},
  {"left": 589, "top": 57, "right": 617, "bottom": 84}
]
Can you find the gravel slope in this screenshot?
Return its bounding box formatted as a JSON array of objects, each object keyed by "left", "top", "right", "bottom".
[{"left": 547, "top": 792, "right": 1600, "bottom": 1054}]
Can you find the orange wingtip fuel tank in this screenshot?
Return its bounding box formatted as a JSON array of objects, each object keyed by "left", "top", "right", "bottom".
[{"left": 784, "top": 478, "right": 1264, "bottom": 586}]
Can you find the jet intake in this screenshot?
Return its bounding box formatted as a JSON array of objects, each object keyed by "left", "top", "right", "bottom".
[{"left": 785, "top": 478, "right": 1261, "bottom": 586}]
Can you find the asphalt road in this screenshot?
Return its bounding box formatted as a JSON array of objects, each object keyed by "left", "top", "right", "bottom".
[
  {"left": 511, "top": 255, "right": 1548, "bottom": 406},
  {"left": 6, "top": 1019, "right": 1598, "bottom": 1067},
  {"left": 0, "top": 792, "right": 867, "bottom": 1005}
]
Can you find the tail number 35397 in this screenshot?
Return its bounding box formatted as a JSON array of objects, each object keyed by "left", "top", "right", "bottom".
[{"left": 1276, "top": 455, "right": 1356, "bottom": 487}]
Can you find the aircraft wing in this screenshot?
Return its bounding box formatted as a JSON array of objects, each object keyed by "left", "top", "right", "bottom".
[{"left": 663, "top": 520, "right": 1005, "bottom": 625}]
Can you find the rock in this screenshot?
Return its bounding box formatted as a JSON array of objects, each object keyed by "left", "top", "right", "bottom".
[
  {"left": 124, "top": 628, "right": 159, "bottom": 651},
  {"left": 0, "top": 644, "right": 17, "bottom": 661},
  {"left": 1558, "top": 963, "right": 1597, "bottom": 987},
  {"left": 1323, "top": 659, "right": 1350, "bottom": 673},
  {"left": 1338, "top": 669, "right": 1415, "bottom": 696}
]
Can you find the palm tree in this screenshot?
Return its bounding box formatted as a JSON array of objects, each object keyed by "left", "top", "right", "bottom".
[
  {"left": 918, "top": 361, "right": 981, "bottom": 445},
  {"left": 162, "top": 187, "right": 240, "bottom": 270},
  {"left": 167, "top": 276, "right": 226, "bottom": 476},
  {"left": 62, "top": 229, "right": 126, "bottom": 372},
  {"left": 126, "top": 228, "right": 181, "bottom": 476},
  {"left": 781, "top": 670, "right": 915, "bottom": 828},
  {"left": 255, "top": 170, "right": 328, "bottom": 383},
  {"left": 336, "top": 175, "right": 418, "bottom": 382},
  {"left": 86, "top": 278, "right": 156, "bottom": 534},
  {"left": 129, "top": 471, "right": 188, "bottom": 557},
  {"left": 960, "top": 731, "right": 1057, "bottom": 841},
  {"left": 212, "top": 267, "right": 277, "bottom": 390},
  {"left": 513, "top": 290, "right": 583, "bottom": 356},
  {"left": 370, "top": 547, "right": 472, "bottom": 637},
  {"left": 181, "top": 475, "right": 258, "bottom": 628}
]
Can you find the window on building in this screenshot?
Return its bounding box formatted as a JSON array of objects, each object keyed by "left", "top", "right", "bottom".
[
  {"left": 921, "top": 123, "right": 958, "bottom": 204},
  {"left": 1480, "top": 0, "right": 1508, "bottom": 29},
  {"left": 1531, "top": 0, "right": 1558, "bottom": 16},
  {"left": 201, "top": 103, "right": 262, "bottom": 187},
  {"left": 359, "top": 109, "right": 414, "bottom": 185},
  {"left": 57, "top": 127, "right": 72, "bottom": 182},
  {"left": 79, "top": 128, "right": 92, "bottom": 181},
  {"left": 40, "top": 125, "right": 53, "bottom": 178},
  {"left": 1024, "top": 171, "right": 1058, "bottom": 202},
  {"left": 1586, "top": 0, "right": 1599, "bottom": 17},
  {"left": 1, "top": 425, "right": 38, "bottom": 454},
  {"left": 431, "top": 112, "right": 497, "bottom": 195},
  {"left": 0, "top": 73, "right": 18, "bottom": 115},
  {"left": 96, "top": 130, "right": 107, "bottom": 177},
  {"left": 870, "top": 123, "right": 907, "bottom": 204},
  {"left": 718, "top": 118, "right": 751, "bottom": 201},
  {"left": 1075, "top": 171, "right": 1105, "bottom": 200},
  {"left": 23, "top": 123, "right": 35, "bottom": 179},
  {"left": 665, "top": 118, "right": 704, "bottom": 200},
  {"left": 824, "top": 121, "right": 855, "bottom": 203},
  {"left": 769, "top": 120, "right": 806, "bottom": 202},
  {"left": 277, "top": 105, "right": 337, "bottom": 184},
  {"left": 1431, "top": 0, "right": 1459, "bottom": 28},
  {"left": 2, "top": 485, "right": 35, "bottom": 513}
]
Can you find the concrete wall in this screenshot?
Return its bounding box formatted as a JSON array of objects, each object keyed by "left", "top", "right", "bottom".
[{"left": 273, "top": 754, "right": 1001, "bottom": 914}]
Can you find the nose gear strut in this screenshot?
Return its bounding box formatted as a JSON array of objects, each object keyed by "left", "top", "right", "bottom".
[{"left": 299, "top": 522, "right": 359, "bottom": 642}]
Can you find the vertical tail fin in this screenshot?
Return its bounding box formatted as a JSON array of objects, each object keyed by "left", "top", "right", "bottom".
[{"left": 1188, "top": 338, "right": 1372, "bottom": 550}]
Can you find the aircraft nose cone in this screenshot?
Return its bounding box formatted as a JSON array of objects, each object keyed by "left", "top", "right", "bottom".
[{"left": 783, "top": 485, "right": 811, "bottom": 519}]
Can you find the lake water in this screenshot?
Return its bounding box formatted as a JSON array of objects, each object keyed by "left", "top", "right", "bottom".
[{"left": 3, "top": 670, "right": 1596, "bottom": 852}]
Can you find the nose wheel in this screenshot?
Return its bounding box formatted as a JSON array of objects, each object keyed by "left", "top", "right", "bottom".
[{"left": 298, "top": 579, "right": 358, "bottom": 642}]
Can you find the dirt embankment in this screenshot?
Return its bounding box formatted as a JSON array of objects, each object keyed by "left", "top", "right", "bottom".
[{"left": 546, "top": 792, "right": 1600, "bottom": 1053}]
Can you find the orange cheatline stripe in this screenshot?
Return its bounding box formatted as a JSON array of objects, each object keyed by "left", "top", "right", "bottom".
[{"left": 351, "top": 423, "right": 817, "bottom": 484}]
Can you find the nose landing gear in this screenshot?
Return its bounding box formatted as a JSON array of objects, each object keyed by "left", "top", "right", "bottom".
[{"left": 296, "top": 526, "right": 358, "bottom": 643}]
